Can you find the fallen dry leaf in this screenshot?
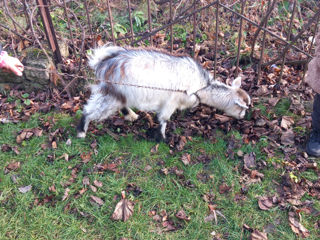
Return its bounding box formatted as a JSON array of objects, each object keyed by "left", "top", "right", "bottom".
[
  {"left": 281, "top": 116, "right": 294, "bottom": 130},
  {"left": 181, "top": 153, "right": 191, "bottom": 165},
  {"left": 49, "top": 185, "right": 56, "bottom": 192},
  {"left": 61, "top": 101, "right": 73, "bottom": 110},
  {"left": 66, "top": 138, "right": 72, "bottom": 145},
  {"left": 2, "top": 143, "right": 11, "bottom": 152},
  {"left": 16, "top": 131, "right": 28, "bottom": 144},
  {"left": 243, "top": 152, "right": 256, "bottom": 169},
  {"left": 219, "top": 183, "right": 231, "bottom": 194},
  {"left": 79, "top": 188, "right": 87, "bottom": 195},
  {"left": 126, "top": 183, "right": 142, "bottom": 197},
  {"left": 10, "top": 174, "right": 19, "bottom": 184},
  {"left": 81, "top": 152, "right": 92, "bottom": 163},
  {"left": 144, "top": 165, "right": 152, "bottom": 171},
  {"left": 16, "top": 128, "right": 42, "bottom": 144},
  {"left": 111, "top": 191, "right": 134, "bottom": 222},
  {"left": 90, "top": 185, "right": 97, "bottom": 192},
  {"left": 258, "top": 196, "right": 274, "bottom": 211},
  {"left": 175, "top": 209, "right": 190, "bottom": 221},
  {"left": 288, "top": 212, "right": 310, "bottom": 238},
  {"left": 281, "top": 129, "right": 295, "bottom": 146},
  {"left": 162, "top": 220, "right": 176, "bottom": 231},
  {"left": 214, "top": 114, "right": 231, "bottom": 123},
  {"left": 33, "top": 128, "right": 43, "bottom": 137},
  {"left": 51, "top": 141, "right": 57, "bottom": 149},
  {"left": 251, "top": 229, "right": 268, "bottom": 240},
  {"left": 150, "top": 144, "right": 159, "bottom": 153},
  {"left": 268, "top": 97, "right": 280, "bottom": 107},
  {"left": 95, "top": 163, "right": 119, "bottom": 173},
  {"left": 62, "top": 188, "right": 70, "bottom": 201},
  {"left": 5, "top": 161, "right": 21, "bottom": 172},
  {"left": 176, "top": 136, "right": 187, "bottom": 151},
  {"left": 90, "top": 195, "right": 104, "bottom": 206},
  {"left": 161, "top": 168, "right": 169, "bottom": 175},
  {"left": 1, "top": 144, "right": 20, "bottom": 154},
  {"left": 82, "top": 176, "right": 90, "bottom": 186},
  {"left": 18, "top": 185, "right": 32, "bottom": 193},
  {"left": 256, "top": 85, "right": 270, "bottom": 96},
  {"left": 93, "top": 180, "right": 103, "bottom": 188},
  {"left": 204, "top": 213, "right": 216, "bottom": 223}
]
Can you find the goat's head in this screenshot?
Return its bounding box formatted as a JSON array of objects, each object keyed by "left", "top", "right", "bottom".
[{"left": 223, "top": 77, "right": 251, "bottom": 119}]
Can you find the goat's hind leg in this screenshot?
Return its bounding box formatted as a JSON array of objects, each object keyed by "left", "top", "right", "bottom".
[
  {"left": 121, "top": 107, "right": 139, "bottom": 122},
  {"left": 77, "top": 95, "right": 123, "bottom": 138},
  {"left": 147, "top": 105, "right": 175, "bottom": 142}
]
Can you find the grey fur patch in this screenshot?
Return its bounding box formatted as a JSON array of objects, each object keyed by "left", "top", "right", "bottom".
[
  {"left": 195, "top": 62, "right": 211, "bottom": 85},
  {"left": 100, "top": 83, "right": 127, "bottom": 104},
  {"left": 210, "top": 82, "right": 229, "bottom": 91}
]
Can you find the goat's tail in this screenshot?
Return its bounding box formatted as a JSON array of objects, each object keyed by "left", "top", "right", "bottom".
[{"left": 88, "top": 44, "right": 125, "bottom": 71}]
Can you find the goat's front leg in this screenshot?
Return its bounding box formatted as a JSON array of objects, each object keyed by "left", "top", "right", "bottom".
[{"left": 156, "top": 106, "right": 176, "bottom": 141}]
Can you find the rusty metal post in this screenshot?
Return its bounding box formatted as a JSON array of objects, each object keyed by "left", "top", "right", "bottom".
[
  {"left": 107, "top": 0, "right": 116, "bottom": 44},
  {"left": 147, "top": 0, "right": 153, "bottom": 46},
  {"left": 36, "top": 0, "right": 62, "bottom": 64},
  {"left": 214, "top": 0, "right": 219, "bottom": 79},
  {"left": 235, "top": 0, "right": 246, "bottom": 76},
  {"left": 127, "top": 0, "right": 134, "bottom": 45}
]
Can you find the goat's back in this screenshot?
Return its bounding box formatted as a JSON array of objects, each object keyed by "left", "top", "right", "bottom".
[{"left": 90, "top": 47, "right": 211, "bottom": 96}]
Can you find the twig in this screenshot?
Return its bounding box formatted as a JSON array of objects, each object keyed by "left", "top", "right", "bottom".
[
  {"left": 133, "top": 0, "right": 219, "bottom": 45},
  {"left": 250, "top": 0, "right": 276, "bottom": 59},
  {"left": 105, "top": 129, "right": 120, "bottom": 141},
  {"left": 262, "top": 7, "right": 320, "bottom": 68},
  {"left": 0, "top": 23, "right": 32, "bottom": 42},
  {"left": 154, "top": 0, "right": 170, "bottom": 4},
  {"left": 173, "top": 0, "right": 186, "bottom": 20},
  {"left": 3, "top": 0, "right": 30, "bottom": 37},
  {"left": 221, "top": 3, "right": 313, "bottom": 58},
  {"left": 29, "top": 4, "right": 51, "bottom": 62}
]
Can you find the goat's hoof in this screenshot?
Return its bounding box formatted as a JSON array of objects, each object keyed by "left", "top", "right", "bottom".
[
  {"left": 77, "top": 132, "right": 86, "bottom": 138},
  {"left": 146, "top": 127, "right": 164, "bottom": 142}
]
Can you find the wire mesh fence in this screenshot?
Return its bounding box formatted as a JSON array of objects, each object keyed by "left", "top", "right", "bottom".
[{"left": 0, "top": 0, "right": 319, "bottom": 96}]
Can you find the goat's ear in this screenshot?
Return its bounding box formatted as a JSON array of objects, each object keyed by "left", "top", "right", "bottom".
[{"left": 232, "top": 77, "right": 242, "bottom": 88}]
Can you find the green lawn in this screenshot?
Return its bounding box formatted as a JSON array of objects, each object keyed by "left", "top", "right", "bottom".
[{"left": 0, "top": 110, "right": 319, "bottom": 240}]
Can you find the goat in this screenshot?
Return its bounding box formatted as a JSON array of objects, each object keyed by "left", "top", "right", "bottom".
[{"left": 77, "top": 45, "right": 251, "bottom": 141}]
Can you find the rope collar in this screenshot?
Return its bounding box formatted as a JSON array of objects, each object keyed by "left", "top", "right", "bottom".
[{"left": 193, "top": 84, "right": 211, "bottom": 104}]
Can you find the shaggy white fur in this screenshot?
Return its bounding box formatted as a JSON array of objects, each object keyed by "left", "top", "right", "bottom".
[{"left": 77, "top": 45, "right": 251, "bottom": 140}]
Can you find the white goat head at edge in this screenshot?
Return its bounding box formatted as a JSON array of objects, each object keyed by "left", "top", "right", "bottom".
[{"left": 195, "top": 76, "right": 250, "bottom": 120}]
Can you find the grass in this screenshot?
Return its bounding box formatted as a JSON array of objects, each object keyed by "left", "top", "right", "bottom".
[{"left": 0, "top": 110, "right": 319, "bottom": 240}]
